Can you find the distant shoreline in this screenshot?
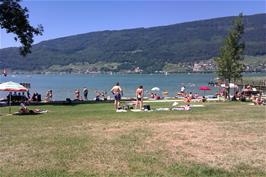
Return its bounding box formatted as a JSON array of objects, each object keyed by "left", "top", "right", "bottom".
[{"left": 6, "top": 71, "right": 266, "bottom": 75}]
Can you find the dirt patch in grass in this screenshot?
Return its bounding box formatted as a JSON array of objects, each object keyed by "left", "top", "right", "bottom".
[{"left": 144, "top": 120, "right": 266, "bottom": 171}]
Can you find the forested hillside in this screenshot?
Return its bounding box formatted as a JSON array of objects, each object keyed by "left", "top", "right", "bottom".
[{"left": 0, "top": 13, "right": 265, "bottom": 73}]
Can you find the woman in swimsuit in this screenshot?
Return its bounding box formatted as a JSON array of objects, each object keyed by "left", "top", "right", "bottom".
[{"left": 135, "top": 85, "right": 144, "bottom": 109}]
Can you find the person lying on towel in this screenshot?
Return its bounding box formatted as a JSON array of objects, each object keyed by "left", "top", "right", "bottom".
[
  {"left": 19, "top": 103, "right": 30, "bottom": 113},
  {"left": 18, "top": 103, "right": 47, "bottom": 114}
]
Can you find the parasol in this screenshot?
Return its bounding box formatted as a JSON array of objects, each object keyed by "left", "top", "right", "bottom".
[
  {"left": 199, "top": 86, "right": 211, "bottom": 96},
  {"left": 0, "top": 81, "right": 28, "bottom": 114},
  {"left": 151, "top": 87, "right": 160, "bottom": 92}
]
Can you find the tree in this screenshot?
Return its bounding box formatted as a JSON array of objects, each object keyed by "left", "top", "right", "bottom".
[
  {"left": 0, "top": 0, "right": 43, "bottom": 56},
  {"left": 215, "top": 13, "right": 245, "bottom": 99}
]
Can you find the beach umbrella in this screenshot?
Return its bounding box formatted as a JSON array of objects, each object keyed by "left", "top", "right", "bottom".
[
  {"left": 0, "top": 81, "right": 28, "bottom": 114},
  {"left": 199, "top": 86, "right": 211, "bottom": 96},
  {"left": 199, "top": 86, "right": 211, "bottom": 91},
  {"left": 0, "top": 81, "right": 29, "bottom": 92},
  {"left": 151, "top": 87, "right": 160, "bottom": 91}
]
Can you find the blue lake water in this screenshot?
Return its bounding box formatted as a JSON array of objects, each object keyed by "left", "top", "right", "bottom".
[{"left": 0, "top": 73, "right": 265, "bottom": 100}]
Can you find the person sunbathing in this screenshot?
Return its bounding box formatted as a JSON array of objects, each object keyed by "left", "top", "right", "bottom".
[
  {"left": 184, "top": 95, "right": 191, "bottom": 103},
  {"left": 19, "top": 103, "right": 30, "bottom": 113},
  {"left": 17, "top": 103, "right": 47, "bottom": 115},
  {"left": 255, "top": 97, "right": 263, "bottom": 105},
  {"left": 171, "top": 104, "right": 191, "bottom": 111}
]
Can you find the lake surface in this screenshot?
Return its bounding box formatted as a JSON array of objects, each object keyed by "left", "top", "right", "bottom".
[{"left": 1, "top": 73, "right": 265, "bottom": 100}]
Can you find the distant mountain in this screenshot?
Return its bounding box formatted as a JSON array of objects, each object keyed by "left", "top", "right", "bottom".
[{"left": 0, "top": 13, "right": 265, "bottom": 73}]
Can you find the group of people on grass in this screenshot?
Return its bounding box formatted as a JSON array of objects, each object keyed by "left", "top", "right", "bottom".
[
  {"left": 44, "top": 82, "right": 144, "bottom": 110},
  {"left": 7, "top": 91, "right": 39, "bottom": 103},
  {"left": 111, "top": 82, "right": 144, "bottom": 110},
  {"left": 54, "top": 82, "right": 265, "bottom": 108},
  {"left": 224, "top": 85, "right": 264, "bottom": 105},
  {"left": 16, "top": 81, "right": 265, "bottom": 112},
  {"left": 73, "top": 88, "right": 107, "bottom": 101},
  {"left": 43, "top": 87, "right": 107, "bottom": 102},
  {"left": 183, "top": 92, "right": 206, "bottom": 103}
]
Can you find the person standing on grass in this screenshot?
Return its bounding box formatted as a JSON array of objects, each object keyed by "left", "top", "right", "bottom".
[
  {"left": 83, "top": 87, "right": 88, "bottom": 100},
  {"left": 111, "top": 82, "right": 123, "bottom": 110},
  {"left": 45, "top": 90, "right": 53, "bottom": 102},
  {"left": 75, "top": 89, "right": 80, "bottom": 100},
  {"left": 135, "top": 85, "right": 144, "bottom": 109}
]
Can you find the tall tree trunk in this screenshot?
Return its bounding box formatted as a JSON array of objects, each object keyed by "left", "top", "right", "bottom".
[{"left": 227, "top": 79, "right": 231, "bottom": 100}]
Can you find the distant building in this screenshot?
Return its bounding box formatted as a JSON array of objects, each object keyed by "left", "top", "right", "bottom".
[
  {"left": 192, "top": 60, "right": 215, "bottom": 72},
  {"left": 193, "top": 63, "right": 201, "bottom": 72},
  {"left": 134, "top": 67, "right": 143, "bottom": 73}
]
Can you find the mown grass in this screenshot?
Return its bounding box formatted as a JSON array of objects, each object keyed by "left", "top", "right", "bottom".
[{"left": 0, "top": 101, "right": 265, "bottom": 177}]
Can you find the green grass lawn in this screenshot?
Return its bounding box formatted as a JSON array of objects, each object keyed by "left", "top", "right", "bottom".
[{"left": 0, "top": 101, "right": 265, "bottom": 177}]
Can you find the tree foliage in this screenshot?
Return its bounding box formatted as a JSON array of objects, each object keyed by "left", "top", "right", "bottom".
[
  {"left": 0, "top": 0, "right": 43, "bottom": 56},
  {"left": 215, "top": 13, "right": 246, "bottom": 84}
]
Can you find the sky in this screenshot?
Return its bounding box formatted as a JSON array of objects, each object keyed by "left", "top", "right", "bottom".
[{"left": 0, "top": 0, "right": 265, "bottom": 49}]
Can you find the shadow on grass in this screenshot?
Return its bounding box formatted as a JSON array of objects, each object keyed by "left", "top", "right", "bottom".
[
  {"left": 2, "top": 163, "right": 265, "bottom": 177},
  {"left": 167, "top": 162, "right": 266, "bottom": 177}
]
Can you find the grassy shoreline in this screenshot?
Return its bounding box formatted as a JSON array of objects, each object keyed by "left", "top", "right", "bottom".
[{"left": 0, "top": 102, "right": 265, "bottom": 177}]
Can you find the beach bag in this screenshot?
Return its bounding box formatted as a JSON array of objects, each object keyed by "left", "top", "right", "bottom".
[
  {"left": 144, "top": 105, "right": 151, "bottom": 110},
  {"left": 66, "top": 98, "right": 72, "bottom": 104},
  {"left": 37, "top": 94, "right": 42, "bottom": 101}
]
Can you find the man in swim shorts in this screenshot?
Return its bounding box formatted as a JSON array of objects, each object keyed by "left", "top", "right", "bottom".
[{"left": 111, "top": 82, "right": 123, "bottom": 110}]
